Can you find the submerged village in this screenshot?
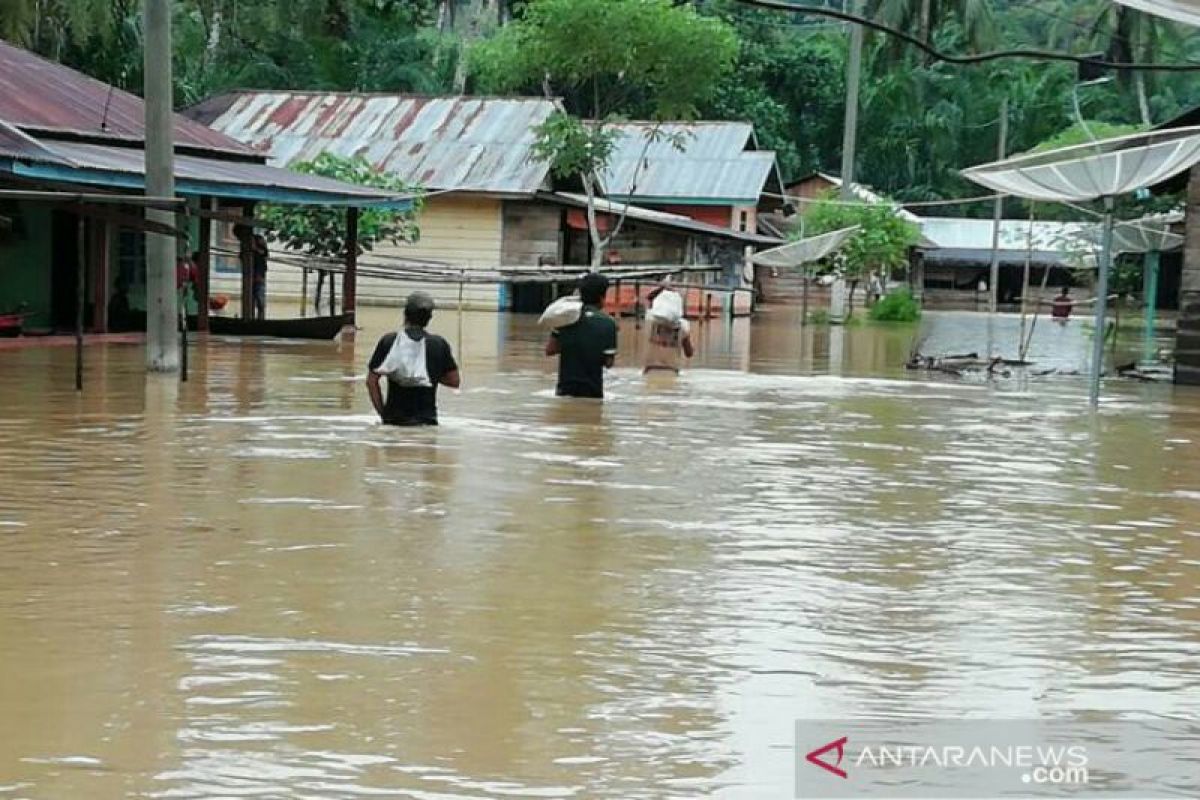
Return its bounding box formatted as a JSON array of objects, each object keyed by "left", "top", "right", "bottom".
[{"left": 1, "top": 1, "right": 1199, "bottom": 798}]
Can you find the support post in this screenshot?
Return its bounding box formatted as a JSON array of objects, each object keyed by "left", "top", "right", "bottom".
[
  {"left": 143, "top": 0, "right": 178, "bottom": 371},
  {"left": 239, "top": 205, "right": 254, "bottom": 319},
  {"left": 197, "top": 198, "right": 212, "bottom": 332},
  {"left": 839, "top": 0, "right": 864, "bottom": 199},
  {"left": 75, "top": 216, "right": 85, "bottom": 391},
  {"left": 987, "top": 96, "right": 1009, "bottom": 319},
  {"left": 1143, "top": 249, "right": 1160, "bottom": 363},
  {"left": 300, "top": 268, "right": 309, "bottom": 318},
  {"left": 1089, "top": 197, "right": 1115, "bottom": 407},
  {"left": 801, "top": 271, "right": 810, "bottom": 326},
  {"left": 344, "top": 207, "right": 359, "bottom": 320}
]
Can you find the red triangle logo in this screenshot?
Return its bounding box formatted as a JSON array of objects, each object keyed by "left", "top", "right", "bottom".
[{"left": 805, "top": 735, "right": 849, "bottom": 779}]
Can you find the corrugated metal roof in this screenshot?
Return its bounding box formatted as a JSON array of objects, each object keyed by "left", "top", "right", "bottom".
[
  {"left": 193, "top": 92, "right": 561, "bottom": 194},
  {"left": 542, "top": 191, "right": 783, "bottom": 246},
  {"left": 0, "top": 120, "right": 69, "bottom": 164},
  {"left": 0, "top": 39, "right": 254, "bottom": 155},
  {"left": 600, "top": 122, "right": 776, "bottom": 203},
  {"left": 2, "top": 138, "right": 413, "bottom": 208},
  {"left": 919, "top": 217, "right": 1091, "bottom": 252}
]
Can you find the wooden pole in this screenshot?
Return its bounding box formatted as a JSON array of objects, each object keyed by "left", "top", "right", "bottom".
[
  {"left": 1017, "top": 205, "right": 1035, "bottom": 356},
  {"left": 75, "top": 216, "right": 84, "bottom": 391},
  {"left": 987, "top": 96, "right": 1009, "bottom": 322},
  {"left": 300, "top": 268, "right": 309, "bottom": 318},
  {"left": 239, "top": 205, "right": 254, "bottom": 319},
  {"left": 801, "top": 272, "right": 810, "bottom": 326},
  {"left": 343, "top": 207, "right": 359, "bottom": 321},
  {"left": 197, "top": 198, "right": 212, "bottom": 333},
  {"left": 329, "top": 270, "right": 336, "bottom": 316}
]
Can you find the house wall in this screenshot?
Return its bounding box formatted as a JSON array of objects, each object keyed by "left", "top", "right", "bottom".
[
  {"left": 1176, "top": 167, "right": 1200, "bottom": 383},
  {"left": 501, "top": 200, "right": 561, "bottom": 267},
  {"left": 660, "top": 205, "right": 733, "bottom": 230},
  {"left": 0, "top": 202, "right": 52, "bottom": 329},
  {"left": 784, "top": 177, "right": 837, "bottom": 201},
  {"left": 209, "top": 194, "right": 506, "bottom": 312}
]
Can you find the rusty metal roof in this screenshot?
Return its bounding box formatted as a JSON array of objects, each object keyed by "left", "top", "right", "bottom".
[
  {"left": 0, "top": 39, "right": 254, "bottom": 155},
  {"left": 191, "top": 92, "right": 562, "bottom": 194},
  {"left": 0, "top": 137, "right": 413, "bottom": 208},
  {"left": 0, "top": 121, "right": 69, "bottom": 164},
  {"left": 600, "top": 122, "right": 779, "bottom": 204}
]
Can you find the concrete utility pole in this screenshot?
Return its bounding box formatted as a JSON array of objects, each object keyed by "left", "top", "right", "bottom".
[
  {"left": 839, "top": 0, "right": 864, "bottom": 200},
  {"left": 987, "top": 96, "right": 1009, "bottom": 315},
  {"left": 143, "top": 0, "right": 179, "bottom": 371}
]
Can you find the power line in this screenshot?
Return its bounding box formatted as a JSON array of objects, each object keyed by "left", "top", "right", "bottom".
[{"left": 730, "top": 0, "right": 1200, "bottom": 71}]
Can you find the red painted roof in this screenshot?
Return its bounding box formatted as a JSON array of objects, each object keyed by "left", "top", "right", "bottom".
[{"left": 0, "top": 39, "right": 254, "bottom": 156}]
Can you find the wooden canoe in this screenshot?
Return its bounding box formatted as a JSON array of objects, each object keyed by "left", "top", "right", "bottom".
[{"left": 203, "top": 313, "right": 351, "bottom": 340}]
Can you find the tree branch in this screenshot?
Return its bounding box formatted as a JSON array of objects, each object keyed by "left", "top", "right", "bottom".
[{"left": 732, "top": 0, "right": 1200, "bottom": 71}]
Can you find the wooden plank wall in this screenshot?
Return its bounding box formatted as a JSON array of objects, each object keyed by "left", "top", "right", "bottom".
[
  {"left": 1176, "top": 168, "right": 1200, "bottom": 384},
  {"left": 501, "top": 200, "right": 561, "bottom": 266}
]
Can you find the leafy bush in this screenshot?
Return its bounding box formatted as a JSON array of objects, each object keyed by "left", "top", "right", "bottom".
[
  {"left": 806, "top": 308, "right": 831, "bottom": 325},
  {"left": 869, "top": 289, "right": 922, "bottom": 322}
]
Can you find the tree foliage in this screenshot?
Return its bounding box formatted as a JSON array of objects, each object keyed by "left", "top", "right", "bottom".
[
  {"left": 7, "top": 0, "right": 1200, "bottom": 214},
  {"left": 256, "top": 154, "right": 421, "bottom": 260},
  {"left": 804, "top": 195, "right": 921, "bottom": 281},
  {"left": 470, "top": 0, "right": 737, "bottom": 265}
]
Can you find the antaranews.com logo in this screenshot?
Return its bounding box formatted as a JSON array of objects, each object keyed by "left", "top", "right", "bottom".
[{"left": 794, "top": 719, "right": 1196, "bottom": 799}]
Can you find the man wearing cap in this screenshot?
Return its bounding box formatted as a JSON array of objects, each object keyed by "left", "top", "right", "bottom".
[
  {"left": 366, "top": 291, "right": 461, "bottom": 426},
  {"left": 545, "top": 272, "right": 618, "bottom": 398}
]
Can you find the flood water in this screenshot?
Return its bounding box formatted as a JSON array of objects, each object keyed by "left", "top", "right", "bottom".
[{"left": 1, "top": 307, "right": 1198, "bottom": 799}]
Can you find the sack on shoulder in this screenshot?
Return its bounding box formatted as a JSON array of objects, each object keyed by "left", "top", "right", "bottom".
[{"left": 538, "top": 295, "right": 583, "bottom": 329}]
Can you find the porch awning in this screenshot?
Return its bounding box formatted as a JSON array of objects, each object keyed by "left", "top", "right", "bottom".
[
  {"left": 0, "top": 137, "right": 414, "bottom": 209},
  {"left": 1112, "top": 0, "right": 1200, "bottom": 27}
]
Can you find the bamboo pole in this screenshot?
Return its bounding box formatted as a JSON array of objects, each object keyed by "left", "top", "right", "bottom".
[{"left": 1017, "top": 204, "right": 1035, "bottom": 355}]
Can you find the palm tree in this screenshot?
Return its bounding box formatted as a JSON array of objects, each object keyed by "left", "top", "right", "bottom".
[
  {"left": 867, "top": 0, "right": 997, "bottom": 54},
  {"left": 1087, "top": 3, "right": 1184, "bottom": 126}
]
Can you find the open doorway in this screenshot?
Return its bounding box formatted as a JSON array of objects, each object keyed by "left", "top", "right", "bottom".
[{"left": 50, "top": 210, "right": 83, "bottom": 331}]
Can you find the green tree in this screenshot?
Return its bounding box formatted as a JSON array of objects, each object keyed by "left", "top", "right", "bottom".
[
  {"left": 471, "top": 0, "right": 737, "bottom": 266},
  {"left": 257, "top": 154, "right": 422, "bottom": 259},
  {"left": 804, "top": 194, "right": 920, "bottom": 317}
]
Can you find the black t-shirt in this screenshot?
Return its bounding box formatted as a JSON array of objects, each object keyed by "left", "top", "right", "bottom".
[
  {"left": 552, "top": 305, "right": 618, "bottom": 398},
  {"left": 368, "top": 330, "right": 458, "bottom": 425}
]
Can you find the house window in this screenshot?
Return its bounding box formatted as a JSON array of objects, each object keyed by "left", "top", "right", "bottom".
[{"left": 737, "top": 209, "right": 749, "bottom": 232}]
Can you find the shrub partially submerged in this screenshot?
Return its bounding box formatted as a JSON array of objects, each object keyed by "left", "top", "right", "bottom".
[{"left": 869, "top": 289, "right": 921, "bottom": 322}]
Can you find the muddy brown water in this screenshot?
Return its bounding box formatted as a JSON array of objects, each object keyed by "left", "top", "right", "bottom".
[{"left": 0, "top": 306, "right": 1197, "bottom": 798}]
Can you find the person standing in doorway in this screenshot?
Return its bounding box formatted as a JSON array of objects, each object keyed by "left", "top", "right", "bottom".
[
  {"left": 545, "top": 272, "right": 618, "bottom": 398},
  {"left": 367, "top": 291, "right": 461, "bottom": 426},
  {"left": 251, "top": 234, "right": 269, "bottom": 320}
]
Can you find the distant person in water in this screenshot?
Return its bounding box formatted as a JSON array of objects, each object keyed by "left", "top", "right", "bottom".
[
  {"left": 367, "top": 291, "right": 460, "bottom": 426},
  {"left": 251, "top": 234, "right": 269, "bottom": 320},
  {"left": 1051, "top": 287, "right": 1073, "bottom": 320},
  {"left": 545, "top": 272, "right": 618, "bottom": 398},
  {"left": 644, "top": 282, "right": 694, "bottom": 374}
]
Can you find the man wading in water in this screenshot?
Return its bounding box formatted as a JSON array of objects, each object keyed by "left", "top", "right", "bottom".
[
  {"left": 545, "top": 272, "right": 618, "bottom": 398},
  {"left": 367, "top": 291, "right": 460, "bottom": 425}
]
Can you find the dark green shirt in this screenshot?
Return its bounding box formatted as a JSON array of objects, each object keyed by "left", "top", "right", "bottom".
[{"left": 552, "top": 305, "right": 618, "bottom": 398}]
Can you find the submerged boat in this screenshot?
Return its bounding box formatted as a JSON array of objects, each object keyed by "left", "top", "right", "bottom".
[
  {"left": 0, "top": 312, "right": 25, "bottom": 337},
  {"left": 203, "top": 314, "right": 352, "bottom": 340}
]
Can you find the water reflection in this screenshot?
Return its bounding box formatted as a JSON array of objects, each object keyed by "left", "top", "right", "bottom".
[{"left": 0, "top": 307, "right": 1197, "bottom": 798}]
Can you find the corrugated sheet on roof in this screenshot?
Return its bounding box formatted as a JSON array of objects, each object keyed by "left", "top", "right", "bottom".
[
  {"left": 543, "top": 192, "right": 783, "bottom": 246},
  {"left": 600, "top": 122, "right": 774, "bottom": 202},
  {"left": 603, "top": 151, "right": 777, "bottom": 203},
  {"left": 194, "top": 92, "right": 561, "bottom": 194},
  {"left": 919, "top": 217, "right": 1092, "bottom": 252},
  {"left": 0, "top": 39, "right": 254, "bottom": 155},
  {"left": 3, "top": 138, "right": 412, "bottom": 207},
  {"left": 0, "top": 120, "right": 69, "bottom": 164}
]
